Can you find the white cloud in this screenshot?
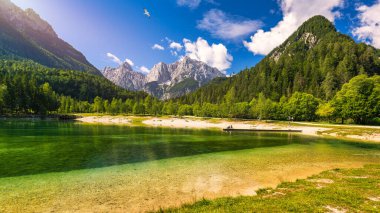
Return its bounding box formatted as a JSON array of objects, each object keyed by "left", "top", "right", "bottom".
[
  {"left": 106, "top": 53, "right": 135, "bottom": 66},
  {"left": 243, "top": 0, "right": 344, "bottom": 55},
  {"left": 169, "top": 42, "right": 183, "bottom": 51},
  {"left": 353, "top": 1, "right": 380, "bottom": 49},
  {"left": 106, "top": 53, "right": 122, "bottom": 65},
  {"left": 177, "top": 0, "right": 201, "bottom": 9},
  {"left": 171, "top": 50, "right": 179, "bottom": 56},
  {"left": 152, "top": 44, "right": 165, "bottom": 51},
  {"left": 139, "top": 66, "right": 151, "bottom": 74},
  {"left": 183, "top": 37, "right": 233, "bottom": 73},
  {"left": 125, "top": 58, "right": 134, "bottom": 66},
  {"left": 197, "top": 9, "right": 262, "bottom": 40}
]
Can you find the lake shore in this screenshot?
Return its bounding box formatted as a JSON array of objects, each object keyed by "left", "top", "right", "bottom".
[
  {"left": 1, "top": 119, "right": 379, "bottom": 212},
  {"left": 76, "top": 115, "right": 380, "bottom": 143},
  {"left": 164, "top": 164, "right": 380, "bottom": 212}
]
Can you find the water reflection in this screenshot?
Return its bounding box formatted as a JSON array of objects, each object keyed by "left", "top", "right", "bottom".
[{"left": 0, "top": 120, "right": 379, "bottom": 178}]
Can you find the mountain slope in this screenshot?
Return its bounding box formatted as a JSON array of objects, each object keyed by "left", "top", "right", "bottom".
[
  {"left": 146, "top": 57, "right": 225, "bottom": 99},
  {"left": 102, "top": 62, "right": 146, "bottom": 91},
  {"left": 180, "top": 16, "right": 380, "bottom": 104},
  {"left": 102, "top": 56, "right": 225, "bottom": 99},
  {"left": 0, "top": 60, "right": 146, "bottom": 102},
  {"left": 0, "top": 0, "right": 100, "bottom": 75}
]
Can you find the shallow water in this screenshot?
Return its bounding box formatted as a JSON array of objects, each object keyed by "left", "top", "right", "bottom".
[{"left": 0, "top": 120, "right": 379, "bottom": 212}]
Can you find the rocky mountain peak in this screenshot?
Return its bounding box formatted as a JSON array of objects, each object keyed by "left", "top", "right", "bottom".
[
  {"left": 103, "top": 57, "right": 226, "bottom": 99},
  {"left": 181, "top": 56, "right": 192, "bottom": 62},
  {"left": 146, "top": 62, "right": 171, "bottom": 83},
  {"left": 24, "top": 8, "right": 57, "bottom": 37},
  {"left": 268, "top": 15, "right": 337, "bottom": 63},
  {"left": 0, "top": 2, "right": 57, "bottom": 38},
  {"left": 121, "top": 61, "right": 133, "bottom": 70},
  {"left": 0, "top": 0, "right": 99, "bottom": 74},
  {"left": 102, "top": 63, "right": 145, "bottom": 91},
  {"left": 0, "top": 0, "right": 14, "bottom": 9}
]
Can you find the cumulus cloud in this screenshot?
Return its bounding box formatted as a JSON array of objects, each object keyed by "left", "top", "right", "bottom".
[
  {"left": 197, "top": 9, "right": 262, "bottom": 40},
  {"left": 243, "top": 0, "right": 344, "bottom": 55},
  {"left": 177, "top": 0, "right": 201, "bottom": 9},
  {"left": 169, "top": 42, "right": 183, "bottom": 51},
  {"left": 152, "top": 44, "right": 165, "bottom": 51},
  {"left": 139, "top": 66, "right": 151, "bottom": 74},
  {"left": 106, "top": 53, "right": 122, "bottom": 65},
  {"left": 353, "top": 1, "right": 380, "bottom": 49},
  {"left": 183, "top": 37, "right": 233, "bottom": 73}
]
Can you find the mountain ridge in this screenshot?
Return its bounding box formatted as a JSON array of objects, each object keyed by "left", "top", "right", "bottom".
[
  {"left": 180, "top": 15, "right": 380, "bottom": 104},
  {"left": 0, "top": 0, "right": 100, "bottom": 75},
  {"left": 102, "top": 56, "right": 225, "bottom": 99}
]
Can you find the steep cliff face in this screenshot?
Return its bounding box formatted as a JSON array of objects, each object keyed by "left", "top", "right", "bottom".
[
  {"left": 0, "top": 0, "right": 100, "bottom": 75},
  {"left": 170, "top": 57, "right": 224, "bottom": 85},
  {"left": 146, "top": 62, "right": 172, "bottom": 84},
  {"left": 102, "top": 57, "right": 225, "bottom": 99},
  {"left": 102, "top": 62, "right": 146, "bottom": 91}
]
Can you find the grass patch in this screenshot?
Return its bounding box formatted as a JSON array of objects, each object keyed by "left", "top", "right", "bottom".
[
  {"left": 161, "top": 165, "right": 380, "bottom": 212},
  {"left": 319, "top": 127, "right": 380, "bottom": 137},
  {"left": 129, "top": 116, "right": 150, "bottom": 126}
]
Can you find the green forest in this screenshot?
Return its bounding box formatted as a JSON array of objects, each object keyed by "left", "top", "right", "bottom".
[
  {"left": 180, "top": 16, "right": 380, "bottom": 103},
  {"left": 0, "top": 60, "right": 146, "bottom": 115},
  {"left": 0, "top": 59, "right": 379, "bottom": 124},
  {"left": 0, "top": 16, "right": 379, "bottom": 125}
]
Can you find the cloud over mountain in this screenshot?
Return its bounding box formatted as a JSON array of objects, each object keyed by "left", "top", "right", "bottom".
[
  {"left": 107, "top": 53, "right": 122, "bottom": 65},
  {"left": 183, "top": 37, "right": 232, "bottom": 73},
  {"left": 107, "top": 53, "right": 134, "bottom": 66},
  {"left": 139, "top": 66, "right": 151, "bottom": 74},
  {"left": 169, "top": 42, "right": 183, "bottom": 51},
  {"left": 243, "top": 0, "right": 344, "bottom": 55},
  {"left": 125, "top": 58, "right": 134, "bottom": 66}
]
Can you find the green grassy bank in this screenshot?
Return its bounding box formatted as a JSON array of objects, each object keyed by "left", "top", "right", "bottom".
[{"left": 163, "top": 165, "right": 380, "bottom": 212}]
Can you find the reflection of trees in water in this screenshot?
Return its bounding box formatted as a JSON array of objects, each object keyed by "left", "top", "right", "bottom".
[{"left": 1, "top": 120, "right": 378, "bottom": 178}]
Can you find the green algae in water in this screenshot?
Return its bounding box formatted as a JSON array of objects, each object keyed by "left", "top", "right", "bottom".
[
  {"left": 1, "top": 120, "right": 380, "bottom": 212},
  {"left": 0, "top": 120, "right": 379, "bottom": 178}
]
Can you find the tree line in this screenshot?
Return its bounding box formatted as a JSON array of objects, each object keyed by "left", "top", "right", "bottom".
[
  {"left": 180, "top": 16, "right": 380, "bottom": 104},
  {"left": 0, "top": 60, "right": 379, "bottom": 124},
  {"left": 2, "top": 73, "right": 378, "bottom": 124}
]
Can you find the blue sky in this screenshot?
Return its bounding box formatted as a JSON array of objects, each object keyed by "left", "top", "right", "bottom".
[{"left": 11, "top": 0, "right": 380, "bottom": 75}]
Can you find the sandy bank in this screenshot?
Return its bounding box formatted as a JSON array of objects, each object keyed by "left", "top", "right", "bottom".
[
  {"left": 76, "top": 115, "right": 131, "bottom": 125},
  {"left": 75, "top": 115, "right": 380, "bottom": 143},
  {"left": 143, "top": 117, "right": 327, "bottom": 135}
]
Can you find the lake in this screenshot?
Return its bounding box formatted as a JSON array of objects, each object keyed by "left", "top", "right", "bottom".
[{"left": 0, "top": 120, "right": 379, "bottom": 212}]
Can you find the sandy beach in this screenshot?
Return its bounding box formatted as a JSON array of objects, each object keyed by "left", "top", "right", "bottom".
[
  {"left": 77, "top": 115, "right": 131, "bottom": 125},
  {"left": 76, "top": 115, "right": 380, "bottom": 143}
]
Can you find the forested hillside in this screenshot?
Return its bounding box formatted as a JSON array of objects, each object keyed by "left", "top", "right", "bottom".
[
  {"left": 0, "top": 15, "right": 379, "bottom": 125},
  {"left": 180, "top": 16, "right": 380, "bottom": 104},
  {"left": 0, "top": 0, "right": 100, "bottom": 75},
  {"left": 0, "top": 60, "right": 146, "bottom": 114}
]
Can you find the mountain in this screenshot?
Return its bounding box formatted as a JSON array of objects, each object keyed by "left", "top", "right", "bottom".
[
  {"left": 102, "top": 62, "right": 146, "bottom": 91},
  {"left": 0, "top": 0, "right": 100, "bottom": 75},
  {"left": 102, "top": 56, "right": 225, "bottom": 99},
  {"left": 180, "top": 15, "right": 380, "bottom": 104},
  {"left": 0, "top": 60, "right": 146, "bottom": 102}
]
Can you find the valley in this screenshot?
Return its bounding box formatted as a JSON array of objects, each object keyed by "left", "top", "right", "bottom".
[{"left": 0, "top": 0, "right": 379, "bottom": 212}]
